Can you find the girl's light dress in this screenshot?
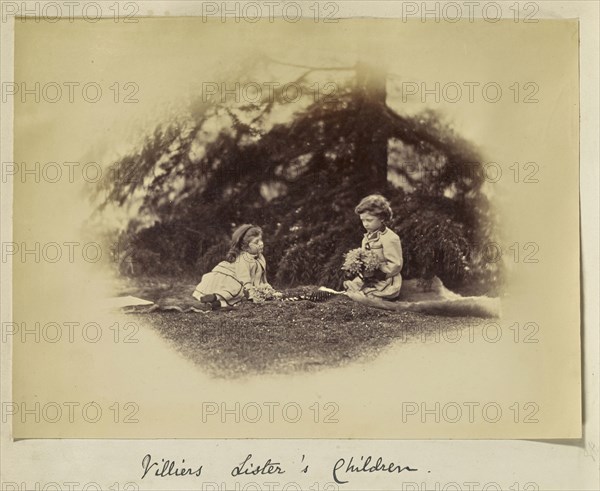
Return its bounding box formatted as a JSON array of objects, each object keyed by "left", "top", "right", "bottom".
[
  {"left": 192, "top": 252, "right": 269, "bottom": 306},
  {"left": 343, "top": 227, "right": 403, "bottom": 299}
]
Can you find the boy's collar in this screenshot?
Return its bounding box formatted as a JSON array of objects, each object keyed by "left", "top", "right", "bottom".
[{"left": 365, "top": 226, "right": 388, "bottom": 238}]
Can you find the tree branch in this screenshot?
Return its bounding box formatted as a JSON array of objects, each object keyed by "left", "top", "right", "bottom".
[{"left": 264, "top": 55, "right": 356, "bottom": 72}]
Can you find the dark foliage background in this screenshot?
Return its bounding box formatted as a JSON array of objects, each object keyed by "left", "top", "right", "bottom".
[{"left": 91, "top": 58, "right": 502, "bottom": 296}]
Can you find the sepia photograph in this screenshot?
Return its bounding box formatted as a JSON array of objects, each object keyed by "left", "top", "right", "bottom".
[
  {"left": 5, "top": 8, "right": 583, "bottom": 444},
  {"left": 94, "top": 38, "right": 505, "bottom": 377},
  {"left": 3, "top": 2, "right": 600, "bottom": 490}
]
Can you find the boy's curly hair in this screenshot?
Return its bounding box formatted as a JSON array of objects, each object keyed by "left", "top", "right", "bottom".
[{"left": 354, "top": 194, "right": 393, "bottom": 224}]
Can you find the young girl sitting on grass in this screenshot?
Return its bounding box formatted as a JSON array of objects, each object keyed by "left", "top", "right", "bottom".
[
  {"left": 343, "top": 194, "right": 403, "bottom": 300},
  {"left": 193, "top": 224, "right": 272, "bottom": 309}
]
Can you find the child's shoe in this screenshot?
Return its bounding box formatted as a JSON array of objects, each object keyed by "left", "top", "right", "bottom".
[{"left": 200, "top": 294, "right": 222, "bottom": 311}]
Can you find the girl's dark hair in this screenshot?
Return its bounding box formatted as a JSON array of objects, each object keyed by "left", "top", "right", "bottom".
[
  {"left": 226, "top": 224, "right": 262, "bottom": 262},
  {"left": 354, "top": 194, "right": 393, "bottom": 223}
]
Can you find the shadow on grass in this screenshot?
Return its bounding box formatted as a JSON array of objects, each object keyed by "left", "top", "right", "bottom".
[
  {"left": 118, "top": 276, "right": 479, "bottom": 378},
  {"left": 122, "top": 277, "right": 475, "bottom": 378}
]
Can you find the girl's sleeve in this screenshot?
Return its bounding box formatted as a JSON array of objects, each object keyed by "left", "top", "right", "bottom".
[
  {"left": 257, "top": 254, "right": 270, "bottom": 287},
  {"left": 379, "top": 235, "right": 403, "bottom": 277},
  {"left": 235, "top": 256, "right": 254, "bottom": 287}
]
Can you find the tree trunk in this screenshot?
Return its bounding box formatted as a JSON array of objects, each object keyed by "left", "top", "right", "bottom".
[{"left": 354, "top": 62, "right": 388, "bottom": 195}]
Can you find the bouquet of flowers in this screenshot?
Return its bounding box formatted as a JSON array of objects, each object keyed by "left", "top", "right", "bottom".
[
  {"left": 245, "top": 284, "right": 283, "bottom": 303},
  {"left": 341, "top": 247, "right": 381, "bottom": 278}
]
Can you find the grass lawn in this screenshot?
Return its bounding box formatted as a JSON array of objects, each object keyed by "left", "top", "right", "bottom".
[{"left": 118, "top": 276, "right": 476, "bottom": 378}]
